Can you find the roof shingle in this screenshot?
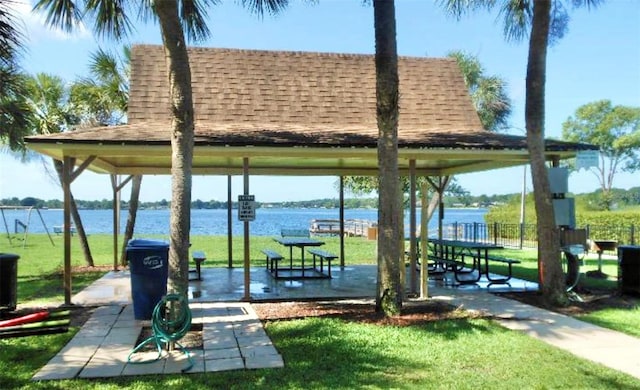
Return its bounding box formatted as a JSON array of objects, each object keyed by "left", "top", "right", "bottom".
[{"left": 128, "top": 45, "right": 483, "bottom": 138}]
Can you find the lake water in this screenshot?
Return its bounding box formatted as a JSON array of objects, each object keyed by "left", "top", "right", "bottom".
[{"left": 1, "top": 207, "right": 487, "bottom": 236}]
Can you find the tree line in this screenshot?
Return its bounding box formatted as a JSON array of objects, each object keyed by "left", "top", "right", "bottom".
[{"left": 3, "top": 187, "right": 639, "bottom": 211}]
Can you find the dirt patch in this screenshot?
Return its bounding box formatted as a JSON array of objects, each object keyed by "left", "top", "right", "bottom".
[
  {"left": 253, "top": 299, "right": 482, "bottom": 326},
  {"left": 71, "top": 265, "right": 117, "bottom": 273},
  {"left": 498, "top": 287, "right": 640, "bottom": 316},
  {"left": 253, "top": 288, "right": 640, "bottom": 326},
  {"left": 133, "top": 323, "right": 203, "bottom": 352}
]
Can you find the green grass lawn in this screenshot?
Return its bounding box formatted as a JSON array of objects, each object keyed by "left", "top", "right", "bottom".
[
  {"left": 2, "top": 316, "right": 639, "bottom": 389},
  {"left": 2, "top": 234, "right": 640, "bottom": 388}
]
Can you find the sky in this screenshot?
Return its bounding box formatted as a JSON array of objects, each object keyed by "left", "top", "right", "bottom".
[{"left": 1, "top": 0, "right": 639, "bottom": 203}]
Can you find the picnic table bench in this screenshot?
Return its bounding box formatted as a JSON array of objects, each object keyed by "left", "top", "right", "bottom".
[
  {"left": 480, "top": 254, "right": 521, "bottom": 283},
  {"left": 261, "top": 249, "right": 284, "bottom": 278},
  {"left": 53, "top": 225, "right": 76, "bottom": 235},
  {"left": 189, "top": 251, "right": 206, "bottom": 281},
  {"left": 427, "top": 254, "right": 482, "bottom": 284},
  {"left": 307, "top": 248, "right": 338, "bottom": 278}
]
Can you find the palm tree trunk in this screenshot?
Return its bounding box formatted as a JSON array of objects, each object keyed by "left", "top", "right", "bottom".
[
  {"left": 53, "top": 159, "right": 94, "bottom": 267},
  {"left": 526, "top": 0, "right": 566, "bottom": 305},
  {"left": 120, "top": 175, "right": 142, "bottom": 266},
  {"left": 155, "top": 2, "right": 194, "bottom": 297},
  {"left": 374, "top": 0, "right": 402, "bottom": 315}
]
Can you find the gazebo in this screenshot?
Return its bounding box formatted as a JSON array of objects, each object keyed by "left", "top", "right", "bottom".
[{"left": 26, "top": 45, "right": 597, "bottom": 304}]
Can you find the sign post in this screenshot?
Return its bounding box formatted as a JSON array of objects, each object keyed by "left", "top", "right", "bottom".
[{"left": 238, "top": 195, "right": 256, "bottom": 222}]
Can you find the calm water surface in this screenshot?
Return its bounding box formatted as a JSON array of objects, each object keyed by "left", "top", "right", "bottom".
[{"left": 1, "top": 207, "right": 487, "bottom": 236}]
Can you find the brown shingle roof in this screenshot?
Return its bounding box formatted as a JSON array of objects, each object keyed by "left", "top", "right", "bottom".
[
  {"left": 128, "top": 45, "right": 482, "bottom": 137},
  {"left": 26, "top": 45, "right": 596, "bottom": 176}
]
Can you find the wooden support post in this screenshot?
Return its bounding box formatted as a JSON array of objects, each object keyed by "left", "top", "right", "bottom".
[
  {"left": 243, "top": 158, "right": 250, "bottom": 301},
  {"left": 339, "top": 176, "right": 345, "bottom": 268},
  {"left": 409, "top": 160, "right": 417, "bottom": 295},
  {"left": 63, "top": 156, "right": 72, "bottom": 305},
  {"left": 111, "top": 175, "right": 120, "bottom": 271},
  {"left": 420, "top": 183, "right": 429, "bottom": 299},
  {"left": 227, "top": 175, "right": 233, "bottom": 268}
]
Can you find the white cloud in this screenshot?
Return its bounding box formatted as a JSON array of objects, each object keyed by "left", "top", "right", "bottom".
[{"left": 10, "top": 0, "right": 91, "bottom": 44}]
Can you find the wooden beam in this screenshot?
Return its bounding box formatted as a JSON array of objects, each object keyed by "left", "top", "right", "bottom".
[
  {"left": 110, "top": 175, "right": 121, "bottom": 271},
  {"left": 409, "top": 160, "right": 417, "bottom": 295},
  {"left": 339, "top": 176, "right": 345, "bottom": 268},
  {"left": 69, "top": 155, "right": 96, "bottom": 182},
  {"left": 243, "top": 158, "right": 250, "bottom": 302},
  {"left": 227, "top": 175, "right": 233, "bottom": 268},
  {"left": 114, "top": 175, "right": 134, "bottom": 192},
  {"left": 62, "top": 156, "right": 72, "bottom": 305}
]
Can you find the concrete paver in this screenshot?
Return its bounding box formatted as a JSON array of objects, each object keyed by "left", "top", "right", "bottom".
[{"left": 32, "top": 300, "right": 284, "bottom": 381}]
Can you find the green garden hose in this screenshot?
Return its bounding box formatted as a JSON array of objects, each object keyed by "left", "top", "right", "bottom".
[{"left": 127, "top": 293, "right": 194, "bottom": 372}]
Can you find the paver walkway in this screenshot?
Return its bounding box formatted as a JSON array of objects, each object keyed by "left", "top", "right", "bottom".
[
  {"left": 432, "top": 288, "right": 640, "bottom": 380},
  {"left": 32, "top": 302, "right": 283, "bottom": 380}
]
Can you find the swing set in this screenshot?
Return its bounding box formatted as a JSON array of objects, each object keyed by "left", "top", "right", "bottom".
[{"left": 0, "top": 206, "right": 55, "bottom": 248}]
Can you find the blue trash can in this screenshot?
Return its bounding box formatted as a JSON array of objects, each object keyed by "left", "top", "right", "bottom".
[
  {"left": 126, "top": 239, "right": 170, "bottom": 320},
  {"left": 0, "top": 253, "right": 19, "bottom": 311}
]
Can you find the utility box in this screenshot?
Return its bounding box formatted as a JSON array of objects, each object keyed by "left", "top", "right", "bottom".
[
  {"left": 618, "top": 245, "right": 640, "bottom": 295},
  {"left": 548, "top": 167, "right": 569, "bottom": 195},
  {"left": 553, "top": 198, "right": 576, "bottom": 228}
]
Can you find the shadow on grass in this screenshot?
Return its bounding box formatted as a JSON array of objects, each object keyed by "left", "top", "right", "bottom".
[
  {"left": 0, "top": 331, "right": 76, "bottom": 389},
  {"left": 17, "top": 271, "right": 106, "bottom": 304}
]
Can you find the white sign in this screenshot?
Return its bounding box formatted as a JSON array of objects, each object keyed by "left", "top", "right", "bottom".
[
  {"left": 238, "top": 195, "right": 256, "bottom": 221},
  {"left": 575, "top": 150, "right": 600, "bottom": 171}
]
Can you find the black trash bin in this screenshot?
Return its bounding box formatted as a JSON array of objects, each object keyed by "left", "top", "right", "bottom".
[
  {"left": 126, "top": 239, "right": 170, "bottom": 320},
  {"left": 0, "top": 253, "right": 20, "bottom": 311},
  {"left": 618, "top": 245, "right": 640, "bottom": 296}
]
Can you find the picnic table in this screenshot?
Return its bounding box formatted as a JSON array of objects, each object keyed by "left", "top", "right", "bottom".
[
  {"left": 272, "top": 237, "right": 328, "bottom": 278},
  {"left": 428, "top": 239, "right": 518, "bottom": 284}
]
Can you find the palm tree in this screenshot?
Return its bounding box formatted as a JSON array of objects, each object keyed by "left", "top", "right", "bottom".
[
  {"left": 373, "top": 0, "right": 403, "bottom": 315},
  {"left": 0, "top": 0, "right": 32, "bottom": 152},
  {"left": 0, "top": 67, "right": 31, "bottom": 152},
  {"left": 70, "top": 46, "right": 139, "bottom": 266},
  {"left": 71, "top": 47, "right": 129, "bottom": 126},
  {"left": 34, "top": 0, "right": 290, "bottom": 297},
  {"left": 344, "top": 51, "right": 511, "bottom": 224},
  {"left": 24, "top": 73, "right": 96, "bottom": 267},
  {"left": 448, "top": 50, "right": 511, "bottom": 132},
  {"left": 440, "top": 0, "right": 601, "bottom": 305}
]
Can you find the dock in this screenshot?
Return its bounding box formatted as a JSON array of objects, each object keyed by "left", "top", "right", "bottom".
[{"left": 309, "top": 219, "right": 376, "bottom": 238}]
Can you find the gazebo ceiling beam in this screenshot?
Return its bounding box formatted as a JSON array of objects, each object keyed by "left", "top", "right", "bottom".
[{"left": 30, "top": 143, "right": 578, "bottom": 161}]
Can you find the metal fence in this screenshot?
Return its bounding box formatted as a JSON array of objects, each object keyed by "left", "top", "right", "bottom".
[{"left": 442, "top": 222, "right": 637, "bottom": 249}]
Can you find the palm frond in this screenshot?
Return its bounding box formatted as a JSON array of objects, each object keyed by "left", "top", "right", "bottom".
[
  {"left": 84, "top": 0, "right": 134, "bottom": 40},
  {"left": 498, "top": 0, "right": 532, "bottom": 42},
  {"left": 0, "top": 0, "right": 26, "bottom": 66},
  {"left": 241, "top": 0, "right": 291, "bottom": 17},
  {"left": 438, "top": 0, "right": 496, "bottom": 20},
  {"left": 32, "top": 0, "right": 82, "bottom": 33},
  {"left": 180, "top": 0, "right": 217, "bottom": 42}
]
